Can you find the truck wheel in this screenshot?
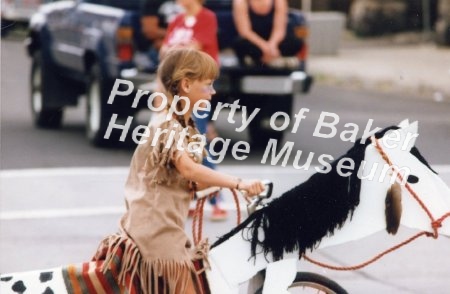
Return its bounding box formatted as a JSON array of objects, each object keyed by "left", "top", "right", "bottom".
[
  {"left": 86, "top": 65, "right": 114, "bottom": 147},
  {"left": 30, "top": 51, "right": 63, "bottom": 128}
]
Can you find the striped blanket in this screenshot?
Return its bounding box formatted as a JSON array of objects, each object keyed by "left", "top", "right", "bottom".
[{"left": 0, "top": 239, "right": 141, "bottom": 294}]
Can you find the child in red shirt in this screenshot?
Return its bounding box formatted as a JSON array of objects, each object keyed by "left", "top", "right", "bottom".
[{"left": 160, "top": 2, "right": 219, "bottom": 62}]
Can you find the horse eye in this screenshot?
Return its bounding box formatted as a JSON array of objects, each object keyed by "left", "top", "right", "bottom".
[{"left": 407, "top": 175, "right": 419, "bottom": 184}]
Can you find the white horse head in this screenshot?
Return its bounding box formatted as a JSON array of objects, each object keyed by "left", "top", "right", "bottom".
[
  {"left": 207, "top": 119, "right": 450, "bottom": 293},
  {"left": 318, "top": 119, "right": 450, "bottom": 249}
]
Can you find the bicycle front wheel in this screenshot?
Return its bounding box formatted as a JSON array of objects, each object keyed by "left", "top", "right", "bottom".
[{"left": 256, "top": 272, "right": 348, "bottom": 294}]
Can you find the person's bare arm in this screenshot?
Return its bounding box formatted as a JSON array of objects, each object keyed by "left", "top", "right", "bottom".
[
  {"left": 268, "top": 0, "right": 288, "bottom": 48},
  {"left": 141, "top": 16, "right": 166, "bottom": 42},
  {"left": 232, "top": 0, "right": 267, "bottom": 50},
  {"left": 174, "top": 151, "right": 264, "bottom": 196}
]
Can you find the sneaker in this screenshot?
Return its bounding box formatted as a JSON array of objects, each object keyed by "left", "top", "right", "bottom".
[
  {"left": 284, "top": 56, "right": 300, "bottom": 70},
  {"left": 267, "top": 57, "right": 285, "bottom": 68},
  {"left": 210, "top": 205, "right": 228, "bottom": 222},
  {"left": 243, "top": 56, "right": 254, "bottom": 67}
]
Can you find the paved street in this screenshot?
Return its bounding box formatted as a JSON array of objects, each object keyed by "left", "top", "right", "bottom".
[
  {"left": 1, "top": 36, "right": 450, "bottom": 169},
  {"left": 1, "top": 33, "right": 450, "bottom": 294},
  {"left": 1, "top": 166, "right": 450, "bottom": 293}
]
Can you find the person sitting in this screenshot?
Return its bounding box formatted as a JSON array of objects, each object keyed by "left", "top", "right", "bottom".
[
  {"left": 159, "top": 0, "right": 219, "bottom": 62},
  {"left": 140, "top": 0, "right": 183, "bottom": 68},
  {"left": 232, "top": 0, "right": 304, "bottom": 69}
]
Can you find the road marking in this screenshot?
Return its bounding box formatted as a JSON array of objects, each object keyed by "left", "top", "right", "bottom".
[
  {"left": 0, "top": 206, "right": 125, "bottom": 220},
  {"left": 0, "top": 203, "right": 244, "bottom": 220},
  {"left": 1, "top": 165, "right": 449, "bottom": 220},
  {"left": 3, "top": 164, "right": 448, "bottom": 178},
  {"left": 0, "top": 167, "right": 129, "bottom": 178}
]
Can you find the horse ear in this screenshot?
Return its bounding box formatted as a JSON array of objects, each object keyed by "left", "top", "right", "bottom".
[
  {"left": 402, "top": 120, "right": 419, "bottom": 150},
  {"left": 398, "top": 119, "right": 410, "bottom": 128},
  {"left": 382, "top": 121, "right": 418, "bottom": 152}
]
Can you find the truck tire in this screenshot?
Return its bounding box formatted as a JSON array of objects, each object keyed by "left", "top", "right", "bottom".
[
  {"left": 86, "top": 64, "right": 114, "bottom": 147},
  {"left": 30, "top": 51, "right": 63, "bottom": 128}
]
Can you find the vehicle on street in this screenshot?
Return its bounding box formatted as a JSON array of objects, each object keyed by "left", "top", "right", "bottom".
[
  {"left": 25, "top": 0, "right": 313, "bottom": 147},
  {"left": 1, "top": 0, "right": 54, "bottom": 35}
]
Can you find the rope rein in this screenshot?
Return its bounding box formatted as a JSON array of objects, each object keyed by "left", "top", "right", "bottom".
[
  {"left": 192, "top": 189, "right": 242, "bottom": 246},
  {"left": 303, "top": 136, "right": 450, "bottom": 270}
]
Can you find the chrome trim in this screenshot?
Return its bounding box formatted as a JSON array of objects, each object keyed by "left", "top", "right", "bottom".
[{"left": 241, "top": 71, "right": 310, "bottom": 94}]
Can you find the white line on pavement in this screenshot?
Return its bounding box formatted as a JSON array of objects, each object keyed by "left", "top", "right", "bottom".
[
  {"left": 0, "top": 206, "right": 125, "bottom": 220},
  {"left": 0, "top": 203, "right": 244, "bottom": 220},
  {"left": 1, "top": 165, "right": 449, "bottom": 220},
  {"left": 2, "top": 165, "right": 449, "bottom": 178}
]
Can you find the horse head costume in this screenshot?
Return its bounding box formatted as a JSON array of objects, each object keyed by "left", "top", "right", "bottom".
[
  {"left": 206, "top": 119, "right": 450, "bottom": 293},
  {"left": 1, "top": 120, "right": 449, "bottom": 294}
]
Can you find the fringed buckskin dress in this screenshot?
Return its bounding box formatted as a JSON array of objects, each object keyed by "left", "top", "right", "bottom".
[{"left": 95, "top": 113, "right": 208, "bottom": 294}]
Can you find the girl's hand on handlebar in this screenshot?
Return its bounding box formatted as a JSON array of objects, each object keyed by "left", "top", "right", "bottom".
[{"left": 239, "top": 180, "right": 265, "bottom": 197}]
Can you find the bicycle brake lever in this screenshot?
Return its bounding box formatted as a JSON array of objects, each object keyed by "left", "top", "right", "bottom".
[
  {"left": 247, "top": 180, "right": 273, "bottom": 215},
  {"left": 259, "top": 179, "right": 273, "bottom": 199}
]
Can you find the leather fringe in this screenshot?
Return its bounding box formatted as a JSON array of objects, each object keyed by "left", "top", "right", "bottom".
[{"left": 97, "top": 234, "right": 204, "bottom": 294}]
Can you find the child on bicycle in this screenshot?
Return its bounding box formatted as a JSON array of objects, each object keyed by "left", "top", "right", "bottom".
[
  {"left": 160, "top": 0, "right": 229, "bottom": 221},
  {"left": 95, "top": 48, "right": 264, "bottom": 293}
]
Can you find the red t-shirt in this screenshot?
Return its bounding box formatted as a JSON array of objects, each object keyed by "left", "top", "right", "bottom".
[{"left": 163, "top": 7, "right": 219, "bottom": 63}]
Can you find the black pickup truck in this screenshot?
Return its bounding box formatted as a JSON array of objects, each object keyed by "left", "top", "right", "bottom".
[{"left": 26, "top": 0, "right": 313, "bottom": 147}]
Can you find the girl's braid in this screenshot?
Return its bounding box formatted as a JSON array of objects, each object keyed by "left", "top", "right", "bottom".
[{"left": 167, "top": 81, "right": 197, "bottom": 131}]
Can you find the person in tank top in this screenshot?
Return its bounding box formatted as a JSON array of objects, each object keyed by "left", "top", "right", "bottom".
[{"left": 232, "top": 0, "right": 304, "bottom": 67}]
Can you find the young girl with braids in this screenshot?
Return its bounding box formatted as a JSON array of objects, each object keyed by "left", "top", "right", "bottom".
[
  {"left": 95, "top": 48, "right": 264, "bottom": 294},
  {"left": 159, "top": 0, "right": 230, "bottom": 221}
]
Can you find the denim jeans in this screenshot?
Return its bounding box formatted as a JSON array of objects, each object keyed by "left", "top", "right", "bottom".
[{"left": 193, "top": 110, "right": 219, "bottom": 205}]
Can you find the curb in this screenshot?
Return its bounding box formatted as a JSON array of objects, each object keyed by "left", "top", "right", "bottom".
[{"left": 309, "top": 70, "right": 450, "bottom": 103}]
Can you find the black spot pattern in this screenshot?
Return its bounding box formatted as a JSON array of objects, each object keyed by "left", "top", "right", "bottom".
[
  {"left": 407, "top": 174, "right": 419, "bottom": 184},
  {"left": 42, "top": 287, "right": 54, "bottom": 294},
  {"left": 39, "top": 272, "right": 53, "bottom": 283},
  {"left": 1, "top": 276, "right": 13, "bottom": 282},
  {"left": 12, "top": 280, "right": 26, "bottom": 293}
]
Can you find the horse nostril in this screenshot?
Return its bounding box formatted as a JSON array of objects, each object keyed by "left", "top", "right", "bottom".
[{"left": 407, "top": 175, "right": 419, "bottom": 184}]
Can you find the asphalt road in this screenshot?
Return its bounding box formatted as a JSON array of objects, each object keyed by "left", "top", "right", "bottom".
[
  {"left": 1, "top": 36, "right": 450, "bottom": 169},
  {"left": 1, "top": 35, "right": 450, "bottom": 293}
]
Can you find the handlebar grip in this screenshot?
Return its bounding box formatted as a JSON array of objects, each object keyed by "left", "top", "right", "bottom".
[
  {"left": 195, "top": 186, "right": 221, "bottom": 199},
  {"left": 260, "top": 179, "right": 273, "bottom": 198}
]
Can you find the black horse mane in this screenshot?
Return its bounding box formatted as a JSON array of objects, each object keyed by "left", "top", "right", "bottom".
[{"left": 212, "top": 126, "right": 402, "bottom": 261}]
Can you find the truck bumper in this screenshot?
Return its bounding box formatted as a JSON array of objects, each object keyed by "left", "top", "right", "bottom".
[
  {"left": 241, "top": 71, "right": 313, "bottom": 95},
  {"left": 120, "top": 68, "right": 157, "bottom": 92},
  {"left": 120, "top": 68, "right": 313, "bottom": 96}
]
